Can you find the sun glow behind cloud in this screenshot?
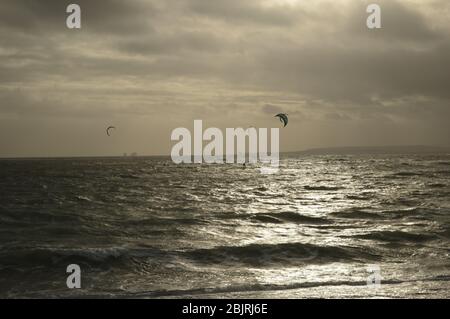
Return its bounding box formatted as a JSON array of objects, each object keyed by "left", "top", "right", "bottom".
[{"left": 263, "top": 0, "right": 302, "bottom": 7}]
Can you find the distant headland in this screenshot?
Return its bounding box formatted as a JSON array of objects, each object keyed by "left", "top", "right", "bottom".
[{"left": 291, "top": 145, "right": 450, "bottom": 155}]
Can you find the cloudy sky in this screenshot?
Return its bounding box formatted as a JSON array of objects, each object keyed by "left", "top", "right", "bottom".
[{"left": 0, "top": 0, "right": 449, "bottom": 157}]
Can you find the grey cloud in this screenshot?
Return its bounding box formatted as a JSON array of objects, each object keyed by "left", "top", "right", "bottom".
[
  {"left": 346, "top": 0, "right": 446, "bottom": 42},
  {"left": 262, "top": 104, "right": 284, "bottom": 114},
  {"left": 0, "top": 0, "right": 154, "bottom": 35},
  {"left": 247, "top": 41, "right": 450, "bottom": 102},
  {"left": 0, "top": 0, "right": 449, "bottom": 156},
  {"left": 116, "top": 30, "right": 227, "bottom": 56},
  {"left": 187, "top": 0, "right": 301, "bottom": 26}
]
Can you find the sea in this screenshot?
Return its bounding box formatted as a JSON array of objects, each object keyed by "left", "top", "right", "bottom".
[{"left": 0, "top": 154, "right": 449, "bottom": 298}]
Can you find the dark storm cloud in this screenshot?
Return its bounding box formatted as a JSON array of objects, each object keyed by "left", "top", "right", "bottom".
[
  {"left": 0, "top": 0, "right": 449, "bottom": 156},
  {"left": 0, "top": 0, "right": 153, "bottom": 35}
]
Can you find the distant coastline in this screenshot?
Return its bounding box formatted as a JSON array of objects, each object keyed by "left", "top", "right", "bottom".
[
  {"left": 291, "top": 145, "right": 450, "bottom": 155},
  {"left": 1, "top": 145, "right": 449, "bottom": 160}
]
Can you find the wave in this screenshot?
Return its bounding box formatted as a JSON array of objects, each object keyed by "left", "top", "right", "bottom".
[
  {"left": 330, "top": 209, "right": 384, "bottom": 220},
  {"left": 0, "top": 246, "right": 162, "bottom": 272},
  {"left": 0, "top": 241, "right": 381, "bottom": 271},
  {"left": 125, "top": 217, "right": 208, "bottom": 226},
  {"left": 10, "top": 275, "right": 450, "bottom": 298},
  {"left": 304, "top": 185, "right": 343, "bottom": 191},
  {"left": 118, "top": 174, "right": 141, "bottom": 179},
  {"left": 345, "top": 194, "right": 373, "bottom": 200},
  {"left": 119, "top": 275, "right": 450, "bottom": 298},
  {"left": 435, "top": 170, "right": 450, "bottom": 175},
  {"left": 392, "top": 171, "right": 424, "bottom": 177},
  {"left": 0, "top": 247, "right": 134, "bottom": 268},
  {"left": 353, "top": 230, "right": 438, "bottom": 243},
  {"left": 330, "top": 207, "right": 433, "bottom": 220},
  {"left": 428, "top": 183, "right": 447, "bottom": 188},
  {"left": 183, "top": 242, "right": 380, "bottom": 266},
  {"left": 249, "top": 212, "right": 329, "bottom": 224},
  {"left": 127, "top": 279, "right": 404, "bottom": 298},
  {"left": 0, "top": 209, "right": 86, "bottom": 225}
]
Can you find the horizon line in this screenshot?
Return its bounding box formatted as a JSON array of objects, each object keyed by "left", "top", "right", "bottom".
[{"left": 1, "top": 145, "right": 449, "bottom": 160}]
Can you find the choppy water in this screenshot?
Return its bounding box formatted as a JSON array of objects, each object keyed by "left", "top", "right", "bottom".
[{"left": 0, "top": 154, "right": 449, "bottom": 298}]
